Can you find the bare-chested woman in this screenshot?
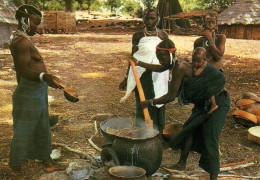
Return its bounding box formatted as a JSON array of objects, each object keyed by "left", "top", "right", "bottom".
[
  {"left": 9, "top": 5, "right": 61, "bottom": 172},
  {"left": 194, "top": 12, "right": 226, "bottom": 71}
]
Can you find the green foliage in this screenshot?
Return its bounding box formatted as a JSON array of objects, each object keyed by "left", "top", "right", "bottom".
[
  {"left": 141, "top": 0, "right": 156, "bottom": 8},
  {"left": 122, "top": 0, "right": 140, "bottom": 16},
  {"left": 179, "top": 0, "right": 237, "bottom": 10},
  {"left": 75, "top": 0, "right": 84, "bottom": 4},
  {"left": 11, "top": 0, "right": 65, "bottom": 10},
  {"left": 89, "top": 0, "right": 102, "bottom": 11},
  {"left": 11, "top": 0, "right": 236, "bottom": 15},
  {"left": 73, "top": 1, "right": 80, "bottom": 10},
  {"left": 105, "top": 0, "right": 124, "bottom": 12},
  {"left": 205, "top": 0, "right": 238, "bottom": 9},
  {"left": 45, "top": 0, "right": 65, "bottom": 10}
]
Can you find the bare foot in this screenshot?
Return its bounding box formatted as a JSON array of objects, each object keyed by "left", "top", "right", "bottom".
[
  {"left": 168, "top": 163, "right": 186, "bottom": 171},
  {"left": 208, "top": 105, "right": 218, "bottom": 114}
]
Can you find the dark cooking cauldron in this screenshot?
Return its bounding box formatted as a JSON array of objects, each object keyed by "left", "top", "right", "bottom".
[{"left": 102, "top": 127, "right": 163, "bottom": 176}]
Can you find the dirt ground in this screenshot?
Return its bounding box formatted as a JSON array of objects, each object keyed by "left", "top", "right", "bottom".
[{"left": 0, "top": 24, "right": 259, "bottom": 179}]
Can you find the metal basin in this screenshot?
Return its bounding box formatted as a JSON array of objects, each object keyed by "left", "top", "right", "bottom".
[{"left": 108, "top": 166, "right": 147, "bottom": 180}]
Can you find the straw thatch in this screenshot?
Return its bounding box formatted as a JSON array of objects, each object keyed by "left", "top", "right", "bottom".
[
  {"left": 0, "top": 1, "right": 17, "bottom": 46},
  {"left": 218, "top": 0, "right": 260, "bottom": 40}
]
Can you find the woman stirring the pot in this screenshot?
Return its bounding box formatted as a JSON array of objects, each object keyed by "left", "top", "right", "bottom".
[
  {"left": 119, "top": 7, "right": 169, "bottom": 132},
  {"left": 137, "top": 39, "right": 230, "bottom": 180}
]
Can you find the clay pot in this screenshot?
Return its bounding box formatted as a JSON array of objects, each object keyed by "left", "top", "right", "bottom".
[
  {"left": 111, "top": 127, "right": 162, "bottom": 176},
  {"left": 108, "top": 166, "right": 147, "bottom": 180}
]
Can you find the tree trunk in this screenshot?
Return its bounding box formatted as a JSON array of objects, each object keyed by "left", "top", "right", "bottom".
[
  {"left": 87, "top": 0, "right": 91, "bottom": 14},
  {"left": 42, "top": 0, "right": 46, "bottom": 10},
  {"left": 65, "top": 0, "right": 74, "bottom": 12},
  {"left": 157, "top": 0, "right": 190, "bottom": 30}
]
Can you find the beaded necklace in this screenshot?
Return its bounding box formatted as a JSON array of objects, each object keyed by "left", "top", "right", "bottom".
[{"left": 144, "top": 27, "right": 158, "bottom": 36}]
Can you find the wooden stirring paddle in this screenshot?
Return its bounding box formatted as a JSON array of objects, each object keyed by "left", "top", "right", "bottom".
[{"left": 129, "top": 58, "right": 153, "bottom": 131}]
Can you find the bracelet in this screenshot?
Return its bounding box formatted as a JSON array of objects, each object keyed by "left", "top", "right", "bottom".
[
  {"left": 149, "top": 99, "right": 156, "bottom": 107},
  {"left": 205, "top": 40, "right": 215, "bottom": 47},
  {"left": 39, "top": 72, "right": 45, "bottom": 82}
]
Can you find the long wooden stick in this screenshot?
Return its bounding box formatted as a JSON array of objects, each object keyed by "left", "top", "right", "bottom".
[
  {"left": 163, "top": 161, "right": 255, "bottom": 174},
  {"left": 220, "top": 161, "right": 255, "bottom": 171},
  {"left": 220, "top": 156, "right": 254, "bottom": 168},
  {"left": 218, "top": 174, "right": 260, "bottom": 179},
  {"left": 88, "top": 120, "right": 102, "bottom": 152},
  {"left": 129, "top": 59, "right": 153, "bottom": 129},
  {"left": 52, "top": 142, "right": 98, "bottom": 166}
]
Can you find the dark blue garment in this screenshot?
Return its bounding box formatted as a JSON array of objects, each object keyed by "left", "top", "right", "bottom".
[
  {"left": 9, "top": 77, "right": 52, "bottom": 166},
  {"left": 169, "top": 64, "right": 230, "bottom": 174}
]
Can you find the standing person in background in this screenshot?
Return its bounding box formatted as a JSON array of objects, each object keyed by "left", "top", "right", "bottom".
[
  {"left": 119, "top": 7, "right": 169, "bottom": 132},
  {"left": 194, "top": 12, "right": 226, "bottom": 71},
  {"left": 9, "top": 5, "right": 61, "bottom": 172}
]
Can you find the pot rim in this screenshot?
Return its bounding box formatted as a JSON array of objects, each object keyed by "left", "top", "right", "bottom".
[{"left": 114, "top": 127, "right": 159, "bottom": 140}]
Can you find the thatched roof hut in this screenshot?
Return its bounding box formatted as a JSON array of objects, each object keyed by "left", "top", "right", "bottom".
[
  {"left": 218, "top": 0, "right": 260, "bottom": 40},
  {"left": 0, "top": 0, "right": 17, "bottom": 46}
]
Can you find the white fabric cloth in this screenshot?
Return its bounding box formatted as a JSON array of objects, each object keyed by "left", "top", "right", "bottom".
[{"left": 120, "top": 36, "right": 169, "bottom": 108}]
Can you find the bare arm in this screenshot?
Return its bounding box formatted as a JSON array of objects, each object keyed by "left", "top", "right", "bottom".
[
  {"left": 152, "top": 62, "right": 185, "bottom": 104},
  {"left": 208, "top": 34, "right": 226, "bottom": 61},
  {"left": 130, "top": 57, "right": 168, "bottom": 72},
  {"left": 137, "top": 61, "right": 168, "bottom": 72},
  {"left": 199, "top": 30, "right": 226, "bottom": 61}
]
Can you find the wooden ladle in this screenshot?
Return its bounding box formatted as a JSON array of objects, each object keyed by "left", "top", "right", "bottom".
[{"left": 57, "top": 81, "right": 79, "bottom": 103}]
